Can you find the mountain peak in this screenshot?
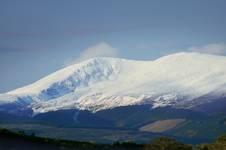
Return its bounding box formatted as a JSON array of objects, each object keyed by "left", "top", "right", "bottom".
[{"left": 1, "top": 52, "right": 226, "bottom": 114}]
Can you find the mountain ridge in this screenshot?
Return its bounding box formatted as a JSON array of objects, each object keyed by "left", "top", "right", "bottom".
[{"left": 0, "top": 52, "right": 226, "bottom": 114}]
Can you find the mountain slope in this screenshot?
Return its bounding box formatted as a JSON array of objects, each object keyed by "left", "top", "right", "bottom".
[{"left": 0, "top": 52, "right": 226, "bottom": 114}]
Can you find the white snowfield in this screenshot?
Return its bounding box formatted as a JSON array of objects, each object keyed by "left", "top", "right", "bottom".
[{"left": 1, "top": 52, "right": 226, "bottom": 114}]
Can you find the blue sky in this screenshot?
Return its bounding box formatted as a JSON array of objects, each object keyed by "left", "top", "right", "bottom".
[{"left": 0, "top": 0, "right": 226, "bottom": 92}]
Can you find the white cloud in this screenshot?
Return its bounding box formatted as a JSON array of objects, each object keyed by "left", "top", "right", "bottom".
[
  {"left": 78, "top": 42, "right": 119, "bottom": 60},
  {"left": 187, "top": 43, "right": 226, "bottom": 55},
  {"left": 65, "top": 42, "right": 119, "bottom": 66}
]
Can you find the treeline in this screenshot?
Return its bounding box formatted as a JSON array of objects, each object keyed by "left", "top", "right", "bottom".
[{"left": 0, "top": 128, "right": 226, "bottom": 150}]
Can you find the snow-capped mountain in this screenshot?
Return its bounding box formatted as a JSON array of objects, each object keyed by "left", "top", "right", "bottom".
[{"left": 1, "top": 52, "right": 226, "bottom": 114}]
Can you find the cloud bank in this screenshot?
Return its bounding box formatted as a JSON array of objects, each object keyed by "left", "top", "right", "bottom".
[{"left": 188, "top": 43, "right": 226, "bottom": 55}]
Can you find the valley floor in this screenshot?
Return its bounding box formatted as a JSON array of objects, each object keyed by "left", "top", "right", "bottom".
[
  {"left": 0, "top": 123, "right": 161, "bottom": 144},
  {"left": 1, "top": 128, "right": 226, "bottom": 150}
]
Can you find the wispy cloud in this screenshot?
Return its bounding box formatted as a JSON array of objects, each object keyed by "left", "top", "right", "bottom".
[
  {"left": 187, "top": 43, "right": 226, "bottom": 55},
  {"left": 65, "top": 42, "right": 119, "bottom": 66}
]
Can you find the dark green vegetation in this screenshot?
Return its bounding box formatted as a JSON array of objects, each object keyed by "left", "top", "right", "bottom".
[
  {"left": 0, "top": 123, "right": 161, "bottom": 143},
  {"left": 0, "top": 128, "right": 191, "bottom": 150},
  {"left": 1, "top": 103, "right": 226, "bottom": 144},
  {"left": 1, "top": 128, "right": 226, "bottom": 150}
]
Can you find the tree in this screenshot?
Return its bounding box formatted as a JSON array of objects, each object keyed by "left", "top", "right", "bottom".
[{"left": 143, "top": 137, "right": 193, "bottom": 150}]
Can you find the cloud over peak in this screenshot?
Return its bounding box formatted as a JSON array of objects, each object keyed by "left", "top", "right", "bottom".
[
  {"left": 65, "top": 42, "right": 119, "bottom": 66},
  {"left": 78, "top": 42, "right": 119, "bottom": 61}
]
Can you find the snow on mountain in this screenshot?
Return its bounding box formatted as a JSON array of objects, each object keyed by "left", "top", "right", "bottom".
[{"left": 1, "top": 52, "right": 226, "bottom": 114}]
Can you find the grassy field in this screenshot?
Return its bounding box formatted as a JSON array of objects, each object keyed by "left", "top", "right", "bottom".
[
  {"left": 167, "top": 117, "right": 226, "bottom": 139},
  {"left": 1, "top": 106, "right": 226, "bottom": 144},
  {"left": 2, "top": 127, "right": 226, "bottom": 150},
  {"left": 0, "top": 128, "right": 193, "bottom": 150},
  {"left": 139, "top": 119, "right": 186, "bottom": 133},
  {"left": 0, "top": 123, "right": 160, "bottom": 143}
]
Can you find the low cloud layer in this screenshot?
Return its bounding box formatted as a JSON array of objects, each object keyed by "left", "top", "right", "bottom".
[
  {"left": 188, "top": 43, "right": 226, "bottom": 55},
  {"left": 65, "top": 42, "right": 119, "bottom": 66}
]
